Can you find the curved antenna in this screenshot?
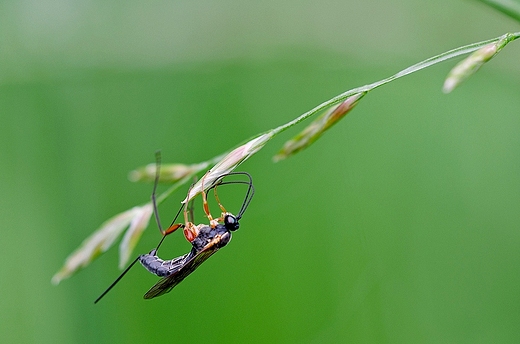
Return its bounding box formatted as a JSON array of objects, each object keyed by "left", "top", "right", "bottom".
[{"left": 208, "top": 172, "right": 255, "bottom": 220}]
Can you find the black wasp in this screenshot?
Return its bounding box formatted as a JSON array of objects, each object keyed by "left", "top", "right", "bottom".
[{"left": 94, "top": 153, "right": 254, "bottom": 303}]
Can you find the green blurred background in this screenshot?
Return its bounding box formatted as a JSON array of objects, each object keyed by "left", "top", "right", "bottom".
[{"left": 1, "top": 1, "right": 520, "bottom": 343}]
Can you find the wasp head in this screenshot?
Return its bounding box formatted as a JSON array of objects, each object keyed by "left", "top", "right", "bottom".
[{"left": 224, "top": 213, "right": 239, "bottom": 231}]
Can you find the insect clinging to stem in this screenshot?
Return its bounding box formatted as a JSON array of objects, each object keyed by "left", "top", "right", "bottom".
[{"left": 94, "top": 152, "right": 255, "bottom": 303}]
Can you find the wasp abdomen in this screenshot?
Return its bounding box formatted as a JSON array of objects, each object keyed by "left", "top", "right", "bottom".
[{"left": 139, "top": 249, "right": 193, "bottom": 277}]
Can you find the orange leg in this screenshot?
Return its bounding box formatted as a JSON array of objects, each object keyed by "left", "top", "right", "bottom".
[
  {"left": 201, "top": 171, "right": 219, "bottom": 228},
  {"left": 213, "top": 182, "right": 228, "bottom": 214},
  {"left": 163, "top": 223, "right": 183, "bottom": 236},
  {"left": 182, "top": 181, "right": 199, "bottom": 242},
  {"left": 212, "top": 181, "right": 230, "bottom": 223},
  {"left": 182, "top": 203, "right": 198, "bottom": 241},
  {"left": 183, "top": 222, "right": 198, "bottom": 242}
]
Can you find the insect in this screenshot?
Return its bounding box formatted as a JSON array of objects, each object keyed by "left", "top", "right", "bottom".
[{"left": 94, "top": 153, "right": 254, "bottom": 303}]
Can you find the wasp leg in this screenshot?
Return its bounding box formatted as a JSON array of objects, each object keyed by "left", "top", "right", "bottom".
[
  {"left": 201, "top": 171, "right": 218, "bottom": 228},
  {"left": 213, "top": 181, "right": 227, "bottom": 214},
  {"left": 212, "top": 182, "right": 230, "bottom": 224},
  {"left": 183, "top": 221, "right": 199, "bottom": 242},
  {"left": 182, "top": 198, "right": 198, "bottom": 242},
  {"left": 180, "top": 179, "right": 200, "bottom": 242},
  {"left": 163, "top": 223, "right": 183, "bottom": 236},
  {"left": 187, "top": 196, "right": 195, "bottom": 223}
]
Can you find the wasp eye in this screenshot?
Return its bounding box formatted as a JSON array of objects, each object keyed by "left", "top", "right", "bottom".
[{"left": 224, "top": 214, "right": 239, "bottom": 231}]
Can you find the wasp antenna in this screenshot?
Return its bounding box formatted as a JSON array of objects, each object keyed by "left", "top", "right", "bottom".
[
  {"left": 94, "top": 257, "right": 141, "bottom": 304},
  {"left": 209, "top": 172, "right": 255, "bottom": 220},
  {"left": 235, "top": 173, "right": 254, "bottom": 219}
]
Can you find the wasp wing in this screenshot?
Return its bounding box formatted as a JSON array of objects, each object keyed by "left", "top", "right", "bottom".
[{"left": 143, "top": 237, "right": 222, "bottom": 299}]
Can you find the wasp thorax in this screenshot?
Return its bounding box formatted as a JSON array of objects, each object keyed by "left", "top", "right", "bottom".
[{"left": 224, "top": 214, "right": 239, "bottom": 231}]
